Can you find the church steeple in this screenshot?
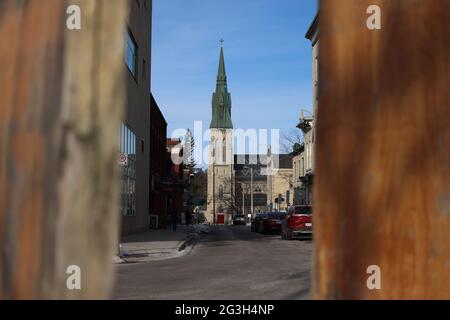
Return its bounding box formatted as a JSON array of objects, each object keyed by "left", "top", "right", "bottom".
[
  {"left": 210, "top": 41, "right": 233, "bottom": 129},
  {"left": 217, "top": 45, "right": 227, "bottom": 86}
]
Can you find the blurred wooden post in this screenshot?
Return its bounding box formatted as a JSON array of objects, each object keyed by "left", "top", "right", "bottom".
[
  {"left": 314, "top": 0, "right": 450, "bottom": 299},
  {"left": 0, "top": 0, "right": 128, "bottom": 299}
]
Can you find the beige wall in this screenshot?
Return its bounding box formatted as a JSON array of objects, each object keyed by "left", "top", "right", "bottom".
[
  {"left": 207, "top": 128, "right": 234, "bottom": 223},
  {"left": 267, "top": 168, "right": 293, "bottom": 210}
]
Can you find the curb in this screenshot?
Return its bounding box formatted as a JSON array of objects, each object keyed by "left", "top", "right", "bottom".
[
  {"left": 178, "top": 233, "right": 200, "bottom": 252},
  {"left": 116, "top": 232, "right": 201, "bottom": 264}
]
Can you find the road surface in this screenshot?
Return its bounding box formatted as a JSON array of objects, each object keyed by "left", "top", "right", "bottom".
[{"left": 114, "top": 225, "right": 312, "bottom": 300}]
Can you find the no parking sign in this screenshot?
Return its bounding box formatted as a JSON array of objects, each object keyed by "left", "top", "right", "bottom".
[{"left": 118, "top": 153, "right": 128, "bottom": 166}]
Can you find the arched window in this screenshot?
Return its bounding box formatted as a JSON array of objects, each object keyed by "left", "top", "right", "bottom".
[
  {"left": 219, "top": 185, "right": 224, "bottom": 199},
  {"left": 222, "top": 136, "right": 226, "bottom": 164}
]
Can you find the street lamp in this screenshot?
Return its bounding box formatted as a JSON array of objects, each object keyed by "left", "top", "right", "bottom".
[
  {"left": 243, "top": 165, "right": 254, "bottom": 224},
  {"left": 240, "top": 182, "right": 245, "bottom": 216}
]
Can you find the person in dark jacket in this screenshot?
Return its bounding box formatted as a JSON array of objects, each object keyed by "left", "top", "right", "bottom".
[
  {"left": 171, "top": 208, "right": 178, "bottom": 231},
  {"left": 185, "top": 208, "right": 191, "bottom": 226}
]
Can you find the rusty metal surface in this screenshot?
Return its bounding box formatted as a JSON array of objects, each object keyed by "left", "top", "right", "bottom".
[{"left": 314, "top": 0, "right": 450, "bottom": 299}]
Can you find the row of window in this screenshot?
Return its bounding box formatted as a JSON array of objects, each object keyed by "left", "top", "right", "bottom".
[
  {"left": 126, "top": 30, "right": 147, "bottom": 82},
  {"left": 120, "top": 123, "right": 137, "bottom": 216},
  {"left": 121, "top": 2, "right": 148, "bottom": 217},
  {"left": 293, "top": 187, "right": 313, "bottom": 206},
  {"left": 293, "top": 156, "right": 305, "bottom": 179}
]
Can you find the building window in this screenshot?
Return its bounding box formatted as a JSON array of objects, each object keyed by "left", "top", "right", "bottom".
[
  {"left": 222, "top": 137, "right": 226, "bottom": 164},
  {"left": 301, "top": 157, "right": 304, "bottom": 176},
  {"left": 125, "top": 30, "right": 137, "bottom": 78},
  {"left": 294, "top": 162, "right": 297, "bottom": 179},
  {"left": 142, "top": 59, "right": 146, "bottom": 79},
  {"left": 219, "top": 185, "right": 224, "bottom": 199},
  {"left": 120, "top": 123, "right": 137, "bottom": 216}
]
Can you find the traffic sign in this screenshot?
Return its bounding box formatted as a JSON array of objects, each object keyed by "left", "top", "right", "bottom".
[{"left": 118, "top": 153, "right": 128, "bottom": 166}]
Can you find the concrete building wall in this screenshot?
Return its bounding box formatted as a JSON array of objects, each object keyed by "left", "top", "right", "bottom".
[
  {"left": 294, "top": 13, "right": 318, "bottom": 207},
  {"left": 121, "top": 0, "right": 152, "bottom": 235}
]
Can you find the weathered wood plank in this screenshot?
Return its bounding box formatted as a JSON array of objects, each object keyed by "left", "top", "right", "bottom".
[
  {"left": 314, "top": 0, "right": 450, "bottom": 299},
  {"left": 0, "top": 0, "right": 128, "bottom": 299}
]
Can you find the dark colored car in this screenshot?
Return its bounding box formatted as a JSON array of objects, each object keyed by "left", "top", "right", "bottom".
[
  {"left": 282, "top": 205, "right": 312, "bottom": 239},
  {"left": 232, "top": 214, "right": 246, "bottom": 226},
  {"left": 256, "top": 212, "right": 285, "bottom": 234}
]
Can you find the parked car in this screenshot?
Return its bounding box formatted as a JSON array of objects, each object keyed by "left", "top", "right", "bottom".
[
  {"left": 256, "top": 212, "right": 285, "bottom": 234},
  {"left": 281, "top": 205, "right": 312, "bottom": 239},
  {"left": 232, "top": 214, "right": 246, "bottom": 226},
  {"left": 250, "top": 213, "right": 265, "bottom": 232}
]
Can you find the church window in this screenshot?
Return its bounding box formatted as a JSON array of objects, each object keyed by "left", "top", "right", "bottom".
[
  {"left": 223, "top": 137, "right": 227, "bottom": 164},
  {"left": 219, "top": 185, "right": 224, "bottom": 199}
]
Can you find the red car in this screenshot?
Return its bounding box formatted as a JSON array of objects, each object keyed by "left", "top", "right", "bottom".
[{"left": 281, "top": 205, "right": 312, "bottom": 239}]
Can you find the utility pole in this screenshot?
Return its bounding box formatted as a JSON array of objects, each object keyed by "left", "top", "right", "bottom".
[
  {"left": 315, "top": 0, "right": 450, "bottom": 299},
  {"left": 241, "top": 183, "right": 245, "bottom": 215},
  {"left": 212, "top": 156, "right": 216, "bottom": 225},
  {"left": 250, "top": 167, "right": 254, "bottom": 217}
]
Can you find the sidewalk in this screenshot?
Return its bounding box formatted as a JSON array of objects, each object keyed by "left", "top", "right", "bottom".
[{"left": 115, "top": 224, "right": 209, "bottom": 264}]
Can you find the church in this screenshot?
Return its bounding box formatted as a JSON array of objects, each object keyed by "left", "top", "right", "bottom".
[
  {"left": 206, "top": 44, "right": 293, "bottom": 225},
  {"left": 206, "top": 43, "right": 235, "bottom": 224}
]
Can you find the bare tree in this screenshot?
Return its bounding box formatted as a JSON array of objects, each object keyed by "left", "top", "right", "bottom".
[
  {"left": 212, "top": 177, "right": 240, "bottom": 214},
  {"left": 280, "top": 129, "right": 303, "bottom": 154}
]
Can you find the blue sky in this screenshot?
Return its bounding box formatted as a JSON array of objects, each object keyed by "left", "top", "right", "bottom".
[{"left": 151, "top": 0, "right": 318, "bottom": 143}]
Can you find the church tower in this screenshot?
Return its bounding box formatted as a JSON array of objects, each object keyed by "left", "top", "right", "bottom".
[{"left": 207, "top": 43, "right": 234, "bottom": 224}]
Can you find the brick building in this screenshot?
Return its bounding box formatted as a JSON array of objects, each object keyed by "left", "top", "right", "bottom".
[
  {"left": 165, "top": 139, "right": 185, "bottom": 226},
  {"left": 150, "top": 95, "right": 168, "bottom": 229}
]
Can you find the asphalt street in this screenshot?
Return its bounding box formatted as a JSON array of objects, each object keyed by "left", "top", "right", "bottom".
[{"left": 113, "top": 225, "right": 313, "bottom": 300}]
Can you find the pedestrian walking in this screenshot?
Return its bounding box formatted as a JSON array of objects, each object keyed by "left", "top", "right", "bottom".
[
  {"left": 185, "top": 208, "right": 191, "bottom": 226},
  {"left": 171, "top": 208, "right": 178, "bottom": 231}
]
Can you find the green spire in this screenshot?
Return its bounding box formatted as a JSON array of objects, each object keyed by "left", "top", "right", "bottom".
[
  {"left": 210, "top": 42, "right": 233, "bottom": 129},
  {"left": 217, "top": 46, "right": 227, "bottom": 85}
]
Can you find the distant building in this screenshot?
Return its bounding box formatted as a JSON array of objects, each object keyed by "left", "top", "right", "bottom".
[
  {"left": 120, "top": 0, "right": 152, "bottom": 235},
  {"left": 294, "top": 13, "right": 319, "bottom": 206},
  {"left": 267, "top": 152, "right": 293, "bottom": 211},
  {"left": 166, "top": 138, "right": 185, "bottom": 226},
  {"left": 150, "top": 95, "right": 167, "bottom": 229},
  {"left": 292, "top": 143, "right": 306, "bottom": 205},
  {"left": 234, "top": 155, "right": 268, "bottom": 218},
  {"left": 206, "top": 43, "right": 296, "bottom": 222}
]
